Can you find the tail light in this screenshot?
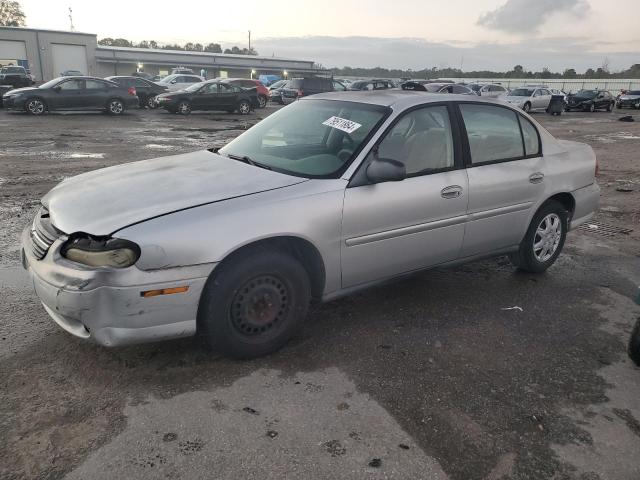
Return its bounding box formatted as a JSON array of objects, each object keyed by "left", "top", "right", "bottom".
[
  {"left": 128, "top": 87, "right": 136, "bottom": 96},
  {"left": 297, "top": 89, "right": 304, "bottom": 97}
]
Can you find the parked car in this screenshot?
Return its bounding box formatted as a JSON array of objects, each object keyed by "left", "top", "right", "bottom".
[
  {"left": 156, "top": 74, "right": 205, "bottom": 92},
  {"left": 349, "top": 80, "right": 395, "bottom": 91},
  {"left": 399, "top": 82, "right": 473, "bottom": 94},
  {"left": 501, "top": 87, "right": 552, "bottom": 113},
  {"left": 132, "top": 71, "right": 155, "bottom": 81},
  {"left": 223, "top": 78, "right": 269, "bottom": 108},
  {"left": 155, "top": 80, "right": 258, "bottom": 114},
  {"left": 171, "top": 67, "right": 194, "bottom": 75},
  {"left": 61, "top": 70, "right": 84, "bottom": 77},
  {"left": 281, "top": 77, "right": 346, "bottom": 104},
  {"left": 105, "top": 76, "right": 168, "bottom": 108},
  {"left": 436, "top": 84, "right": 475, "bottom": 95},
  {"left": 336, "top": 78, "right": 353, "bottom": 86},
  {"left": 22, "top": 92, "right": 599, "bottom": 358},
  {"left": 268, "top": 80, "right": 289, "bottom": 104},
  {"left": 0, "top": 65, "right": 32, "bottom": 88},
  {"left": 565, "top": 90, "right": 614, "bottom": 112},
  {"left": 2, "top": 76, "right": 138, "bottom": 115},
  {"left": 471, "top": 83, "right": 508, "bottom": 98},
  {"left": 616, "top": 90, "right": 640, "bottom": 109}
]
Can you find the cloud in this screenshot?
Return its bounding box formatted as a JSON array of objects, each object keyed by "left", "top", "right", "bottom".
[
  {"left": 255, "top": 36, "right": 637, "bottom": 73},
  {"left": 477, "top": 0, "right": 590, "bottom": 33}
]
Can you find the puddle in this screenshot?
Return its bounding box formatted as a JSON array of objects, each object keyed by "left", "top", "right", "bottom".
[
  {"left": 67, "top": 153, "right": 105, "bottom": 159},
  {"left": 144, "top": 144, "right": 178, "bottom": 150},
  {"left": 584, "top": 132, "right": 640, "bottom": 143}
]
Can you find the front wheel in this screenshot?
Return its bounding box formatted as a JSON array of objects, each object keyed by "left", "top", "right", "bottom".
[
  {"left": 606, "top": 102, "right": 613, "bottom": 112},
  {"left": 198, "top": 249, "right": 311, "bottom": 359},
  {"left": 237, "top": 99, "right": 251, "bottom": 115},
  {"left": 106, "top": 98, "right": 125, "bottom": 115},
  {"left": 25, "top": 97, "right": 46, "bottom": 115},
  {"left": 589, "top": 103, "right": 596, "bottom": 112},
  {"left": 509, "top": 200, "right": 568, "bottom": 273}
]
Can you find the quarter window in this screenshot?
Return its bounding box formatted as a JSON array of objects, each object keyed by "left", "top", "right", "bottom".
[
  {"left": 377, "top": 106, "right": 454, "bottom": 175},
  {"left": 519, "top": 116, "right": 540, "bottom": 156},
  {"left": 460, "top": 104, "right": 525, "bottom": 164},
  {"left": 85, "top": 80, "right": 106, "bottom": 90}
]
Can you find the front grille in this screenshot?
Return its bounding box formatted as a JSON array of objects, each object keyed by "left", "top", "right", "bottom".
[{"left": 29, "top": 207, "right": 60, "bottom": 260}]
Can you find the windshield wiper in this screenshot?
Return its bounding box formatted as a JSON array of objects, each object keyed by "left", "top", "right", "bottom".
[{"left": 225, "top": 153, "right": 271, "bottom": 170}]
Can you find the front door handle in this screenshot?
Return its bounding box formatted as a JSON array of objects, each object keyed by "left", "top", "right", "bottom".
[
  {"left": 441, "top": 185, "right": 463, "bottom": 199},
  {"left": 529, "top": 172, "right": 545, "bottom": 184}
]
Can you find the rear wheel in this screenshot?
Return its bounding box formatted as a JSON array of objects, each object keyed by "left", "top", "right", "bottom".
[
  {"left": 237, "top": 99, "right": 251, "bottom": 115},
  {"left": 198, "top": 249, "right": 311, "bottom": 359},
  {"left": 523, "top": 102, "right": 531, "bottom": 113},
  {"left": 146, "top": 95, "right": 158, "bottom": 109},
  {"left": 177, "top": 100, "right": 191, "bottom": 115},
  {"left": 25, "top": 97, "right": 46, "bottom": 115},
  {"left": 589, "top": 103, "right": 596, "bottom": 112},
  {"left": 258, "top": 94, "right": 267, "bottom": 108},
  {"left": 509, "top": 200, "right": 568, "bottom": 273},
  {"left": 106, "top": 98, "right": 125, "bottom": 115},
  {"left": 606, "top": 102, "right": 612, "bottom": 112}
]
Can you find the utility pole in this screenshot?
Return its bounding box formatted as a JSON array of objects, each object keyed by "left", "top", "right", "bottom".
[
  {"left": 68, "top": 7, "right": 74, "bottom": 31},
  {"left": 248, "top": 30, "right": 251, "bottom": 53}
]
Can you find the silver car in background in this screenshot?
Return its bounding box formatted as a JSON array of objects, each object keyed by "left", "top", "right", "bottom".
[
  {"left": 22, "top": 92, "right": 599, "bottom": 358},
  {"left": 156, "top": 73, "right": 205, "bottom": 92},
  {"left": 501, "top": 86, "right": 553, "bottom": 113}
]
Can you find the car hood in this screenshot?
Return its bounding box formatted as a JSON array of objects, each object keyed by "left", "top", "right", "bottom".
[
  {"left": 2, "top": 86, "right": 39, "bottom": 95},
  {"left": 43, "top": 150, "right": 307, "bottom": 236},
  {"left": 503, "top": 96, "right": 528, "bottom": 102}
]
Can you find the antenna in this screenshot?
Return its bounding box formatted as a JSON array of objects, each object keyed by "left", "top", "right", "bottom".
[{"left": 68, "top": 7, "right": 74, "bottom": 31}]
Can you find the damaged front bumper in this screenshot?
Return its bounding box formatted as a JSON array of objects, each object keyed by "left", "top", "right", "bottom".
[{"left": 21, "top": 226, "right": 215, "bottom": 347}]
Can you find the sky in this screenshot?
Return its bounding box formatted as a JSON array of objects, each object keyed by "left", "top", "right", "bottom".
[{"left": 18, "top": 0, "right": 640, "bottom": 72}]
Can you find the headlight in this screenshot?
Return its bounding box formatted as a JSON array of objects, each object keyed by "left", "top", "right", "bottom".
[{"left": 62, "top": 236, "right": 140, "bottom": 268}]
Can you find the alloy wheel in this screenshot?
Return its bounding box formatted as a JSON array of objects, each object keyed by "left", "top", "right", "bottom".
[
  {"left": 27, "top": 99, "right": 44, "bottom": 115},
  {"left": 533, "top": 213, "right": 562, "bottom": 262},
  {"left": 239, "top": 101, "right": 250, "bottom": 114},
  {"left": 178, "top": 101, "right": 191, "bottom": 115},
  {"left": 147, "top": 96, "right": 156, "bottom": 108},
  {"left": 258, "top": 96, "right": 267, "bottom": 108},
  {"left": 109, "top": 100, "right": 124, "bottom": 114}
]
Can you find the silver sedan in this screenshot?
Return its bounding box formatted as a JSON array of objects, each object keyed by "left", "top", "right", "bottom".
[{"left": 22, "top": 92, "right": 600, "bottom": 358}]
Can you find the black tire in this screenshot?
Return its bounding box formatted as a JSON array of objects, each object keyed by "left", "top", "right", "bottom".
[
  {"left": 606, "top": 102, "right": 612, "bottom": 112},
  {"left": 146, "top": 95, "right": 158, "bottom": 109},
  {"left": 523, "top": 102, "right": 531, "bottom": 113},
  {"left": 258, "top": 94, "right": 267, "bottom": 108},
  {"left": 629, "top": 319, "right": 640, "bottom": 366},
  {"left": 24, "top": 97, "right": 46, "bottom": 115},
  {"left": 106, "top": 98, "right": 125, "bottom": 115},
  {"left": 509, "top": 200, "right": 568, "bottom": 273},
  {"left": 198, "top": 249, "right": 311, "bottom": 359},
  {"left": 237, "top": 99, "right": 251, "bottom": 115},
  {"left": 589, "top": 103, "right": 596, "bottom": 113},
  {"left": 177, "top": 100, "right": 191, "bottom": 115}
]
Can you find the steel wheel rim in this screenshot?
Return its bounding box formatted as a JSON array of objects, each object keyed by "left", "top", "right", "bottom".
[
  {"left": 110, "top": 101, "right": 123, "bottom": 114},
  {"left": 28, "top": 100, "right": 44, "bottom": 114},
  {"left": 533, "top": 213, "right": 562, "bottom": 262},
  {"left": 239, "top": 102, "right": 250, "bottom": 114},
  {"left": 230, "top": 275, "right": 289, "bottom": 339}
]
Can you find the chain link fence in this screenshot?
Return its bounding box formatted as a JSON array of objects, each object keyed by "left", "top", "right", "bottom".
[{"left": 446, "top": 78, "right": 640, "bottom": 92}]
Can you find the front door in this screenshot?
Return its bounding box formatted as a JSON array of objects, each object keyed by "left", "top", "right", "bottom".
[
  {"left": 191, "top": 83, "right": 219, "bottom": 110},
  {"left": 51, "top": 79, "right": 86, "bottom": 109},
  {"left": 457, "top": 103, "right": 546, "bottom": 257},
  {"left": 341, "top": 104, "right": 469, "bottom": 288}
]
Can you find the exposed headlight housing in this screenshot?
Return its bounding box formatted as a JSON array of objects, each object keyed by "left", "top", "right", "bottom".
[{"left": 62, "top": 235, "right": 140, "bottom": 268}]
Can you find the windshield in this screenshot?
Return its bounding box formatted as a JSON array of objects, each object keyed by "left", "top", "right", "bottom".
[
  {"left": 219, "top": 99, "right": 389, "bottom": 178},
  {"left": 184, "top": 82, "right": 207, "bottom": 92},
  {"left": 39, "top": 77, "right": 64, "bottom": 89},
  {"left": 157, "top": 75, "right": 175, "bottom": 84},
  {"left": 576, "top": 90, "right": 597, "bottom": 98},
  {"left": 510, "top": 88, "right": 535, "bottom": 96},
  {"left": 351, "top": 81, "right": 368, "bottom": 89},
  {"left": 424, "top": 84, "right": 444, "bottom": 92}
]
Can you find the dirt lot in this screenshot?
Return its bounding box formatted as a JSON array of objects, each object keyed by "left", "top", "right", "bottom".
[{"left": 0, "top": 104, "right": 639, "bottom": 480}]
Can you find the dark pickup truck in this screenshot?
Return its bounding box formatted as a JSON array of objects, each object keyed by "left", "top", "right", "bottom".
[{"left": 0, "top": 66, "right": 33, "bottom": 88}]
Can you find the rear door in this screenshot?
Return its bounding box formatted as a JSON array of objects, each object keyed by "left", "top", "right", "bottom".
[
  {"left": 84, "top": 79, "right": 111, "bottom": 108},
  {"left": 458, "top": 103, "right": 546, "bottom": 256}
]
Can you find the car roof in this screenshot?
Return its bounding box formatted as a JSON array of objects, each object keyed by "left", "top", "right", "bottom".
[{"left": 307, "top": 91, "right": 517, "bottom": 109}]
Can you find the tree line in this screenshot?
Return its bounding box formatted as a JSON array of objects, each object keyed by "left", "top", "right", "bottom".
[
  {"left": 333, "top": 64, "right": 640, "bottom": 79},
  {"left": 97, "top": 38, "right": 258, "bottom": 56}
]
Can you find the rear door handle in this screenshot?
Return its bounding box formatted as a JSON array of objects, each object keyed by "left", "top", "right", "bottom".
[
  {"left": 529, "top": 172, "right": 544, "bottom": 184},
  {"left": 441, "top": 185, "right": 463, "bottom": 199}
]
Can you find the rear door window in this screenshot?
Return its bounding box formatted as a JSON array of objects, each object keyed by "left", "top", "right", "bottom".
[
  {"left": 460, "top": 104, "right": 525, "bottom": 164},
  {"left": 59, "top": 79, "right": 84, "bottom": 90},
  {"left": 85, "top": 80, "right": 108, "bottom": 90}
]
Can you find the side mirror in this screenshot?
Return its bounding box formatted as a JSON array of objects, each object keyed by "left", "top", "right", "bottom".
[
  {"left": 53, "top": 86, "right": 61, "bottom": 93},
  {"left": 366, "top": 157, "right": 406, "bottom": 184}
]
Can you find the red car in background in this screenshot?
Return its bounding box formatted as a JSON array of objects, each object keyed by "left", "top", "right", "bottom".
[{"left": 222, "top": 78, "right": 269, "bottom": 108}]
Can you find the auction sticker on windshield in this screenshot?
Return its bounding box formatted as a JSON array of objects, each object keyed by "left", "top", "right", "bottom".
[{"left": 322, "top": 116, "right": 362, "bottom": 134}]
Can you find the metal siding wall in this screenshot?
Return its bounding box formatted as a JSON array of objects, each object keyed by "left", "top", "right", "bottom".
[{"left": 51, "top": 44, "right": 88, "bottom": 76}]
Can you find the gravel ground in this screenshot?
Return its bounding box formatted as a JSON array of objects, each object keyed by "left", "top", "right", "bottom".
[{"left": 0, "top": 105, "right": 639, "bottom": 480}]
